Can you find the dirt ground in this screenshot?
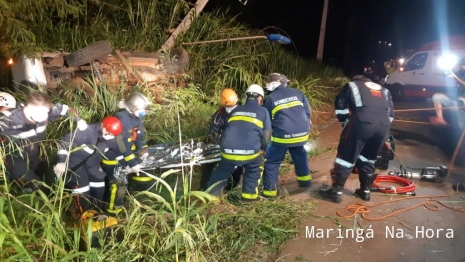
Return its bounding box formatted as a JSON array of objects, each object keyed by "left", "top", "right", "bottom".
[{"left": 274, "top": 100, "right": 465, "bottom": 262}]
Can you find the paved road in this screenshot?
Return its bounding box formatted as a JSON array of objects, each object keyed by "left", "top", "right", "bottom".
[{"left": 276, "top": 100, "right": 465, "bottom": 262}]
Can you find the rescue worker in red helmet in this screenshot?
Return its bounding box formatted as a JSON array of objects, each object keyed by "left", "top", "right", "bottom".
[
  {"left": 199, "top": 88, "right": 243, "bottom": 191},
  {"left": 319, "top": 75, "right": 394, "bottom": 203},
  {"left": 0, "top": 91, "right": 17, "bottom": 112},
  {"left": 207, "top": 84, "right": 271, "bottom": 201},
  {"left": 55, "top": 116, "right": 123, "bottom": 218},
  {"left": 262, "top": 73, "right": 313, "bottom": 198},
  {"left": 101, "top": 92, "right": 151, "bottom": 214},
  {"left": 0, "top": 91, "right": 86, "bottom": 193}
]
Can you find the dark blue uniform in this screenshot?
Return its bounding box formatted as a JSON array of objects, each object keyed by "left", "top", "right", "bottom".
[
  {"left": 262, "top": 85, "right": 312, "bottom": 197},
  {"left": 101, "top": 109, "right": 148, "bottom": 213},
  {"left": 199, "top": 107, "right": 243, "bottom": 190},
  {"left": 331, "top": 80, "right": 393, "bottom": 190},
  {"left": 0, "top": 103, "right": 80, "bottom": 191},
  {"left": 57, "top": 123, "right": 110, "bottom": 215},
  {"left": 207, "top": 99, "right": 271, "bottom": 200}
]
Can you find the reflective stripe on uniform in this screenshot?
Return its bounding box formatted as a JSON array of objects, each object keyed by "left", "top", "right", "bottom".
[
  {"left": 348, "top": 82, "right": 363, "bottom": 107},
  {"left": 60, "top": 104, "right": 69, "bottom": 116},
  {"left": 358, "top": 155, "right": 376, "bottom": 163},
  {"left": 271, "top": 134, "right": 309, "bottom": 144},
  {"left": 116, "top": 156, "right": 124, "bottom": 161},
  {"left": 71, "top": 185, "right": 90, "bottom": 194},
  {"left": 132, "top": 176, "right": 153, "bottom": 182},
  {"left": 221, "top": 151, "right": 261, "bottom": 161},
  {"left": 228, "top": 116, "right": 263, "bottom": 128},
  {"left": 296, "top": 174, "right": 312, "bottom": 181},
  {"left": 128, "top": 137, "right": 132, "bottom": 142},
  {"left": 102, "top": 159, "right": 118, "bottom": 165},
  {"left": 89, "top": 182, "right": 105, "bottom": 188},
  {"left": 125, "top": 154, "right": 135, "bottom": 162},
  {"left": 335, "top": 157, "right": 355, "bottom": 168},
  {"left": 383, "top": 89, "right": 393, "bottom": 122},
  {"left": 263, "top": 190, "right": 277, "bottom": 197},
  {"left": 271, "top": 101, "right": 303, "bottom": 119},
  {"left": 131, "top": 144, "right": 136, "bottom": 150},
  {"left": 12, "top": 129, "right": 37, "bottom": 139},
  {"left": 36, "top": 125, "right": 47, "bottom": 133},
  {"left": 81, "top": 144, "right": 95, "bottom": 154},
  {"left": 58, "top": 149, "right": 68, "bottom": 155},
  {"left": 335, "top": 109, "right": 349, "bottom": 115}
]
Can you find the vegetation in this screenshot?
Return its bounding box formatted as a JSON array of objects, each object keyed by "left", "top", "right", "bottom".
[{"left": 0, "top": 0, "right": 349, "bottom": 261}]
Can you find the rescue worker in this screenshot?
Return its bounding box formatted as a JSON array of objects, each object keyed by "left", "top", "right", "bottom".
[
  {"left": 199, "top": 88, "right": 243, "bottom": 191},
  {"left": 54, "top": 116, "right": 123, "bottom": 218},
  {"left": 0, "top": 91, "right": 86, "bottom": 192},
  {"left": 319, "top": 75, "right": 394, "bottom": 203},
  {"left": 262, "top": 73, "right": 312, "bottom": 198},
  {"left": 207, "top": 84, "right": 271, "bottom": 201},
  {"left": 101, "top": 92, "right": 151, "bottom": 214},
  {"left": 0, "top": 92, "right": 17, "bottom": 112}
]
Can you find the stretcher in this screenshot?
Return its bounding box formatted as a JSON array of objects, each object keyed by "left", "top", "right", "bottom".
[{"left": 113, "top": 140, "right": 221, "bottom": 183}]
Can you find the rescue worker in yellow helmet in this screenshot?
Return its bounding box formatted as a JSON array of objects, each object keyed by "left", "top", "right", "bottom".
[
  {"left": 101, "top": 92, "right": 151, "bottom": 214},
  {"left": 207, "top": 84, "right": 272, "bottom": 201},
  {"left": 199, "top": 88, "right": 243, "bottom": 191}
]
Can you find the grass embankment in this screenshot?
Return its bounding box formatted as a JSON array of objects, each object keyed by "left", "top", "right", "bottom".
[{"left": 0, "top": 0, "right": 348, "bottom": 260}]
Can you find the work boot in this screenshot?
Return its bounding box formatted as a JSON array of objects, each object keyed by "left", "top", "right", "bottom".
[
  {"left": 319, "top": 186, "right": 342, "bottom": 203},
  {"left": 354, "top": 188, "right": 371, "bottom": 201}
]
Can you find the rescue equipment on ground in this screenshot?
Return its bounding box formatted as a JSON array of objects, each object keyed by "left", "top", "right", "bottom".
[
  {"left": 113, "top": 140, "right": 221, "bottom": 184},
  {"left": 78, "top": 210, "right": 120, "bottom": 249}
]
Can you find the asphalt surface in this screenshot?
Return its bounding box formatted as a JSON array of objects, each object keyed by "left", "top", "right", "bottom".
[{"left": 275, "top": 100, "right": 465, "bottom": 262}]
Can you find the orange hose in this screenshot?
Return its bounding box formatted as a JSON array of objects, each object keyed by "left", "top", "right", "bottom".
[{"left": 371, "top": 175, "right": 416, "bottom": 194}]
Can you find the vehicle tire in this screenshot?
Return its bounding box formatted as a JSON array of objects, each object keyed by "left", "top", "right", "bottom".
[
  {"left": 389, "top": 83, "right": 405, "bottom": 101},
  {"left": 163, "top": 48, "right": 189, "bottom": 75},
  {"left": 64, "top": 41, "right": 113, "bottom": 67}
]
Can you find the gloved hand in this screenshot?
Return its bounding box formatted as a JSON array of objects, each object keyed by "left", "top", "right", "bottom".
[
  {"left": 77, "top": 119, "right": 88, "bottom": 131},
  {"left": 125, "top": 166, "right": 132, "bottom": 173},
  {"left": 131, "top": 164, "right": 142, "bottom": 176},
  {"left": 53, "top": 163, "right": 67, "bottom": 178},
  {"left": 140, "top": 149, "right": 149, "bottom": 160}
]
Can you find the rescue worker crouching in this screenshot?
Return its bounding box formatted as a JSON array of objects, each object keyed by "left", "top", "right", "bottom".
[
  {"left": 0, "top": 91, "right": 86, "bottom": 193},
  {"left": 101, "top": 92, "right": 151, "bottom": 214},
  {"left": 199, "top": 88, "right": 243, "bottom": 191},
  {"left": 319, "top": 75, "right": 394, "bottom": 203},
  {"left": 206, "top": 84, "right": 271, "bottom": 201},
  {"left": 262, "top": 73, "right": 313, "bottom": 198},
  {"left": 54, "top": 116, "right": 123, "bottom": 219}
]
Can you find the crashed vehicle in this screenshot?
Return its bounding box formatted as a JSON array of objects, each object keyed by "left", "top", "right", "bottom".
[{"left": 9, "top": 40, "right": 189, "bottom": 101}]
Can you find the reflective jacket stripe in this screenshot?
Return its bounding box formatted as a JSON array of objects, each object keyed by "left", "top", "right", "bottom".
[
  {"left": 228, "top": 116, "right": 263, "bottom": 128},
  {"left": 89, "top": 182, "right": 105, "bottom": 188},
  {"left": 335, "top": 109, "right": 349, "bottom": 115},
  {"left": 383, "top": 89, "right": 394, "bottom": 122},
  {"left": 221, "top": 151, "right": 261, "bottom": 161},
  {"left": 358, "top": 155, "right": 376, "bottom": 163},
  {"left": 71, "top": 185, "right": 90, "bottom": 194},
  {"left": 271, "top": 134, "right": 309, "bottom": 144},
  {"left": 348, "top": 82, "right": 363, "bottom": 107},
  {"left": 271, "top": 101, "right": 303, "bottom": 119},
  {"left": 335, "top": 157, "right": 355, "bottom": 168},
  {"left": 60, "top": 104, "right": 69, "bottom": 116}
]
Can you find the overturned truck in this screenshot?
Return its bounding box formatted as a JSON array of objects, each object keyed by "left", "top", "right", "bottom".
[{"left": 10, "top": 40, "right": 190, "bottom": 100}]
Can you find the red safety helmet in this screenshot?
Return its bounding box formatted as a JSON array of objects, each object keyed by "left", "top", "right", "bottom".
[{"left": 102, "top": 116, "right": 123, "bottom": 136}]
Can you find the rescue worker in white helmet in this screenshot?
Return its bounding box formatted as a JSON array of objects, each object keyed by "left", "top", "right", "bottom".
[
  {"left": 0, "top": 91, "right": 86, "bottom": 193},
  {"left": 319, "top": 75, "right": 394, "bottom": 203},
  {"left": 54, "top": 116, "right": 123, "bottom": 219},
  {"left": 207, "top": 84, "right": 272, "bottom": 201},
  {"left": 199, "top": 88, "right": 243, "bottom": 191},
  {"left": 262, "top": 73, "right": 312, "bottom": 199},
  {"left": 101, "top": 92, "right": 151, "bottom": 214},
  {"left": 0, "top": 92, "right": 17, "bottom": 112}
]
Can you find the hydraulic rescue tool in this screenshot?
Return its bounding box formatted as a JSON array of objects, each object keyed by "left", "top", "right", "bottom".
[{"left": 388, "top": 165, "right": 448, "bottom": 183}]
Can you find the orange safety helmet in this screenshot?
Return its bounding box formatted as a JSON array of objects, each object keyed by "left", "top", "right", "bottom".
[
  {"left": 220, "top": 88, "right": 238, "bottom": 107},
  {"left": 102, "top": 116, "right": 123, "bottom": 136}
]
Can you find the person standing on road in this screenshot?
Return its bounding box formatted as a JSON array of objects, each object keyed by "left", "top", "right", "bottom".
[
  {"left": 101, "top": 92, "right": 151, "bottom": 214},
  {"left": 207, "top": 84, "right": 271, "bottom": 201},
  {"left": 199, "top": 88, "right": 243, "bottom": 191},
  {"left": 430, "top": 58, "right": 465, "bottom": 129},
  {"left": 262, "top": 73, "right": 312, "bottom": 199},
  {"left": 319, "top": 75, "right": 394, "bottom": 203}
]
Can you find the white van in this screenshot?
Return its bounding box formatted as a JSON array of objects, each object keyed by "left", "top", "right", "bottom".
[{"left": 384, "top": 35, "right": 465, "bottom": 100}]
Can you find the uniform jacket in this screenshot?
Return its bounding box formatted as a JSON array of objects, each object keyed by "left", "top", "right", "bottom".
[
  {"left": 104, "top": 109, "right": 147, "bottom": 167},
  {"left": 220, "top": 99, "right": 271, "bottom": 163},
  {"left": 335, "top": 80, "right": 394, "bottom": 126},
  {"left": 263, "top": 85, "right": 312, "bottom": 147},
  {"left": 208, "top": 107, "right": 229, "bottom": 136},
  {"left": 57, "top": 123, "right": 109, "bottom": 177}
]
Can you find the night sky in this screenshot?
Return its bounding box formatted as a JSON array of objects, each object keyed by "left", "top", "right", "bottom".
[{"left": 203, "top": 0, "right": 465, "bottom": 73}]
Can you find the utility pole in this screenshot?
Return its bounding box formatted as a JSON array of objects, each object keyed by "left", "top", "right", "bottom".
[{"left": 316, "top": 0, "right": 329, "bottom": 61}]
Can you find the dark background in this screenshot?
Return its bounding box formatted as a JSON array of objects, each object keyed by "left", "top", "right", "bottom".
[{"left": 203, "top": 0, "right": 465, "bottom": 74}]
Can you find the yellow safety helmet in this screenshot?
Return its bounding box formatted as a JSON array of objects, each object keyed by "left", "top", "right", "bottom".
[{"left": 220, "top": 88, "right": 238, "bottom": 107}]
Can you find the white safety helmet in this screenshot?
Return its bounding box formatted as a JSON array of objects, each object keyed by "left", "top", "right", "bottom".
[
  {"left": 0, "top": 92, "right": 17, "bottom": 108},
  {"left": 246, "top": 84, "right": 264, "bottom": 98},
  {"left": 265, "top": 73, "right": 289, "bottom": 92}
]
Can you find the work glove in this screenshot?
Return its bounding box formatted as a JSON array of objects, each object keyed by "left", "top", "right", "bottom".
[
  {"left": 125, "top": 166, "right": 133, "bottom": 174},
  {"left": 77, "top": 119, "right": 88, "bottom": 131},
  {"left": 140, "top": 149, "right": 149, "bottom": 160},
  {"left": 53, "top": 163, "right": 67, "bottom": 179},
  {"left": 131, "top": 164, "right": 142, "bottom": 176}
]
